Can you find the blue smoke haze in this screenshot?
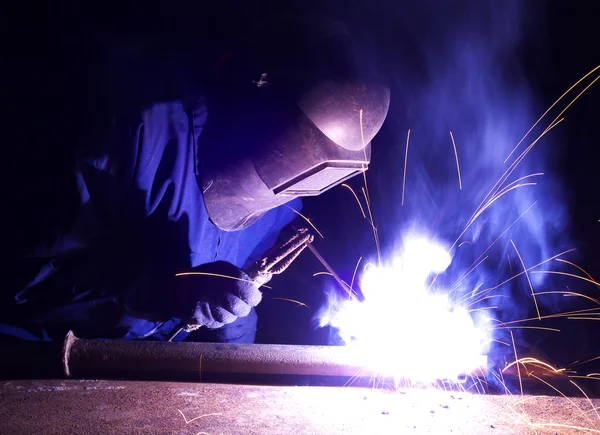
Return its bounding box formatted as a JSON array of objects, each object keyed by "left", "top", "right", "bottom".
[
  {"left": 314, "top": 0, "right": 594, "bottom": 380},
  {"left": 396, "top": 5, "right": 567, "bottom": 282},
  {"left": 371, "top": 1, "right": 585, "bottom": 375}
]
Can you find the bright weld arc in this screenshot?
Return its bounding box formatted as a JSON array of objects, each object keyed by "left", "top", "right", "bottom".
[{"left": 321, "top": 234, "right": 489, "bottom": 383}]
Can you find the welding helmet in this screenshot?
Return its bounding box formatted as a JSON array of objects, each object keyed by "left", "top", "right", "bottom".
[{"left": 196, "top": 14, "right": 390, "bottom": 231}]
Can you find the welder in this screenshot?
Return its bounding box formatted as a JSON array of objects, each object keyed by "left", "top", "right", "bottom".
[{"left": 3, "top": 12, "right": 389, "bottom": 344}]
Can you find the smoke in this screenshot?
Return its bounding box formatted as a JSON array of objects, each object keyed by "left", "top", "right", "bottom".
[
  {"left": 392, "top": 1, "right": 571, "bottom": 354},
  {"left": 398, "top": 2, "right": 568, "bottom": 295},
  {"left": 317, "top": 0, "right": 582, "bottom": 382}
]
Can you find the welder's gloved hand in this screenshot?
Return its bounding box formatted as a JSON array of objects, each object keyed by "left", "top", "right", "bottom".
[{"left": 166, "top": 261, "right": 262, "bottom": 330}]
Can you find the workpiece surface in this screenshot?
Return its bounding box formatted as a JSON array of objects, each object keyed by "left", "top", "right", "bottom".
[{"left": 0, "top": 380, "right": 598, "bottom": 434}]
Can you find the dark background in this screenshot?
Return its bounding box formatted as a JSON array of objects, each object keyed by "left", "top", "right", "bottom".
[{"left": 5, "top": 1, "right": 599, "bottom": 372}]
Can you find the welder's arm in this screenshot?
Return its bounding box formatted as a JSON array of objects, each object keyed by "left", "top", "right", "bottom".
[{"left": 164, "top": 227, "right": 314, "bottom": 333}]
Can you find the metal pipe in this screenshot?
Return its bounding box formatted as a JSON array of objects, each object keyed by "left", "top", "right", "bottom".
[
  {"left": 1, "top": 333, "right": 487, "bottom": 386},
  {"left": 62, "top": 332, "right": 380, "bottom": 384}
]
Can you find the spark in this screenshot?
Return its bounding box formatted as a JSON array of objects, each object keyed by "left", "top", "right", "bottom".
[
  {"left": 363, "top": 261, "right": 376, "bottom": 274},
  {"left": 453, "top": 248, "right": 575, "bottom": 308},
  {"left": 530, "top": 270, "right": 600, "bottom": 286},
  {"left": 496, "top": 326, "right": 561, "bottom": 333},
  {"left": 177, "top": 410, "right": 223, "bottom": 425},
  {"left": 468, "top": 248, "right": 575, "bottom": 300},
  {"left": 509, "top": 331, "right": 525, "bottom": 412},
  {"left": 468, "top": 306, "right": 497, "bottom": 313},
  {"left": 504, "top": 120, "right": 566, "bottom": 223},
  {"left": 466, "top": 182, "right": 537, "bottom": 233},
  {"left": 350, "top": 256, "right": 363, "bottom": 290},
  {"left": 493, "top": 371, "right": 512, "bottom": 394},
  {"left": 272, "top": 297, "right": 310, "bottom": 309},
  {"left": 362, "top": 187, "right": 381, "bottom": 265},
  {"left": 528, "top": 374, "right": 594, "bottom": 424},
  {"left": 284, "top": 205, "right": 324, "bottom": 239},
  {"left": 501, "top": 307, "right": 600, "bottom": 326},
  {"left": 312, "top": 271, "right": 353, "bottom": 292},
  {"left": 528, "top": 424, "right": 600, "bottom": 434},
  {"left": 175, "top": 272, "right": 271, "bottom": 289},
  {"left": 555, "top": 258, "right": 600, "bottom": 289},
  {"left": 401, "top": 129, "right": 410, "bottom": 206},
  {"left": 452, "top": 201, "right": 538, "bottom": 292},
  {"left": 313, "top": 271, "right": 331, "bottom": 277},
  {"left": 361, "top": 187, "right": 370, "bottom": 213},
  {"left": 466, "top": 294, "right": 510, "bottom": 308},
  {"left": 462, "top": 118, "right": 563, "bottom": 238},
  {"left": 359, "top": 109, "right": 366, "bottom": 151},
  {"left": 505, "top": 64, "right": 600, "bottom": 162},
  {"left": 358, "top": 108, "right": 381, "bottom": 266},
  {"left": 453, "top": 172, "right": 538, "bottom": 252},
  {"left": 533, "top": 290, "right": 600, "bottom": 307},
  {"left": 493, "top": 182, "right": 539, "bottom": 204},
  {"left": 499, "top": 172, "right": 544, "bottom": 192},
  {"left": 572, "top": 356, "right": 600, "bottom": 368},
  {"left": 341, "top": 183, "right": 367, "bottom": 219},
  {"left": 502, "top": 357, "right": 566, "bottom": 375},
  {"left": 449, "top": 131, "right": 463, "bottom": 190},
  {"left": 343, "top": 366, "right": 368, "bottom": 388},
  {"left": 510, "top": 239, "right": 541, "bottom": 320},
  {"left": 546, "top": 73, "right": 600, "bottom": 136},
  {"left": 570, "top": 379, "right": 600, "bottom": 420},
  {"left": 450, "top": 256, "right": 488, "bottom": 293},
  {"left": 569, "top": 375, "right": 600, "bottom": 381}
]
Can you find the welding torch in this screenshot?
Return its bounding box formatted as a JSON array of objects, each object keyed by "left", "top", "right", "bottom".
[{"left": 167, "top": 227, "right": 316, "bottom": 341}]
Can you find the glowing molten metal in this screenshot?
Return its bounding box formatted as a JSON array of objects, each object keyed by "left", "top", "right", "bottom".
[{"left": 322, "top": 234, "right": 489, "bottom": 384}]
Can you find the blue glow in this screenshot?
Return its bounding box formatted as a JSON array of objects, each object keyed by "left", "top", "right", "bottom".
[{"left": 316, "top": 1, "right": 591, "bottom": 385}]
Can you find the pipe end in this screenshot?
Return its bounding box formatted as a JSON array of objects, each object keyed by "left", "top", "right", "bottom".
[{"left": 62, "top": 331, "right": 77, "bottom": 377}]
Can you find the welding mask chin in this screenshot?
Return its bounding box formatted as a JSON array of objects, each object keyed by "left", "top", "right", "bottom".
[{"left": 196, "top": 15, "right": 390, "bottom": 232}]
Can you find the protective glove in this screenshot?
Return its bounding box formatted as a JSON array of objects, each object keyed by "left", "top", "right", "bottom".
[{"left": 166, "top": 261, "right": 262, "bottom": 330}]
